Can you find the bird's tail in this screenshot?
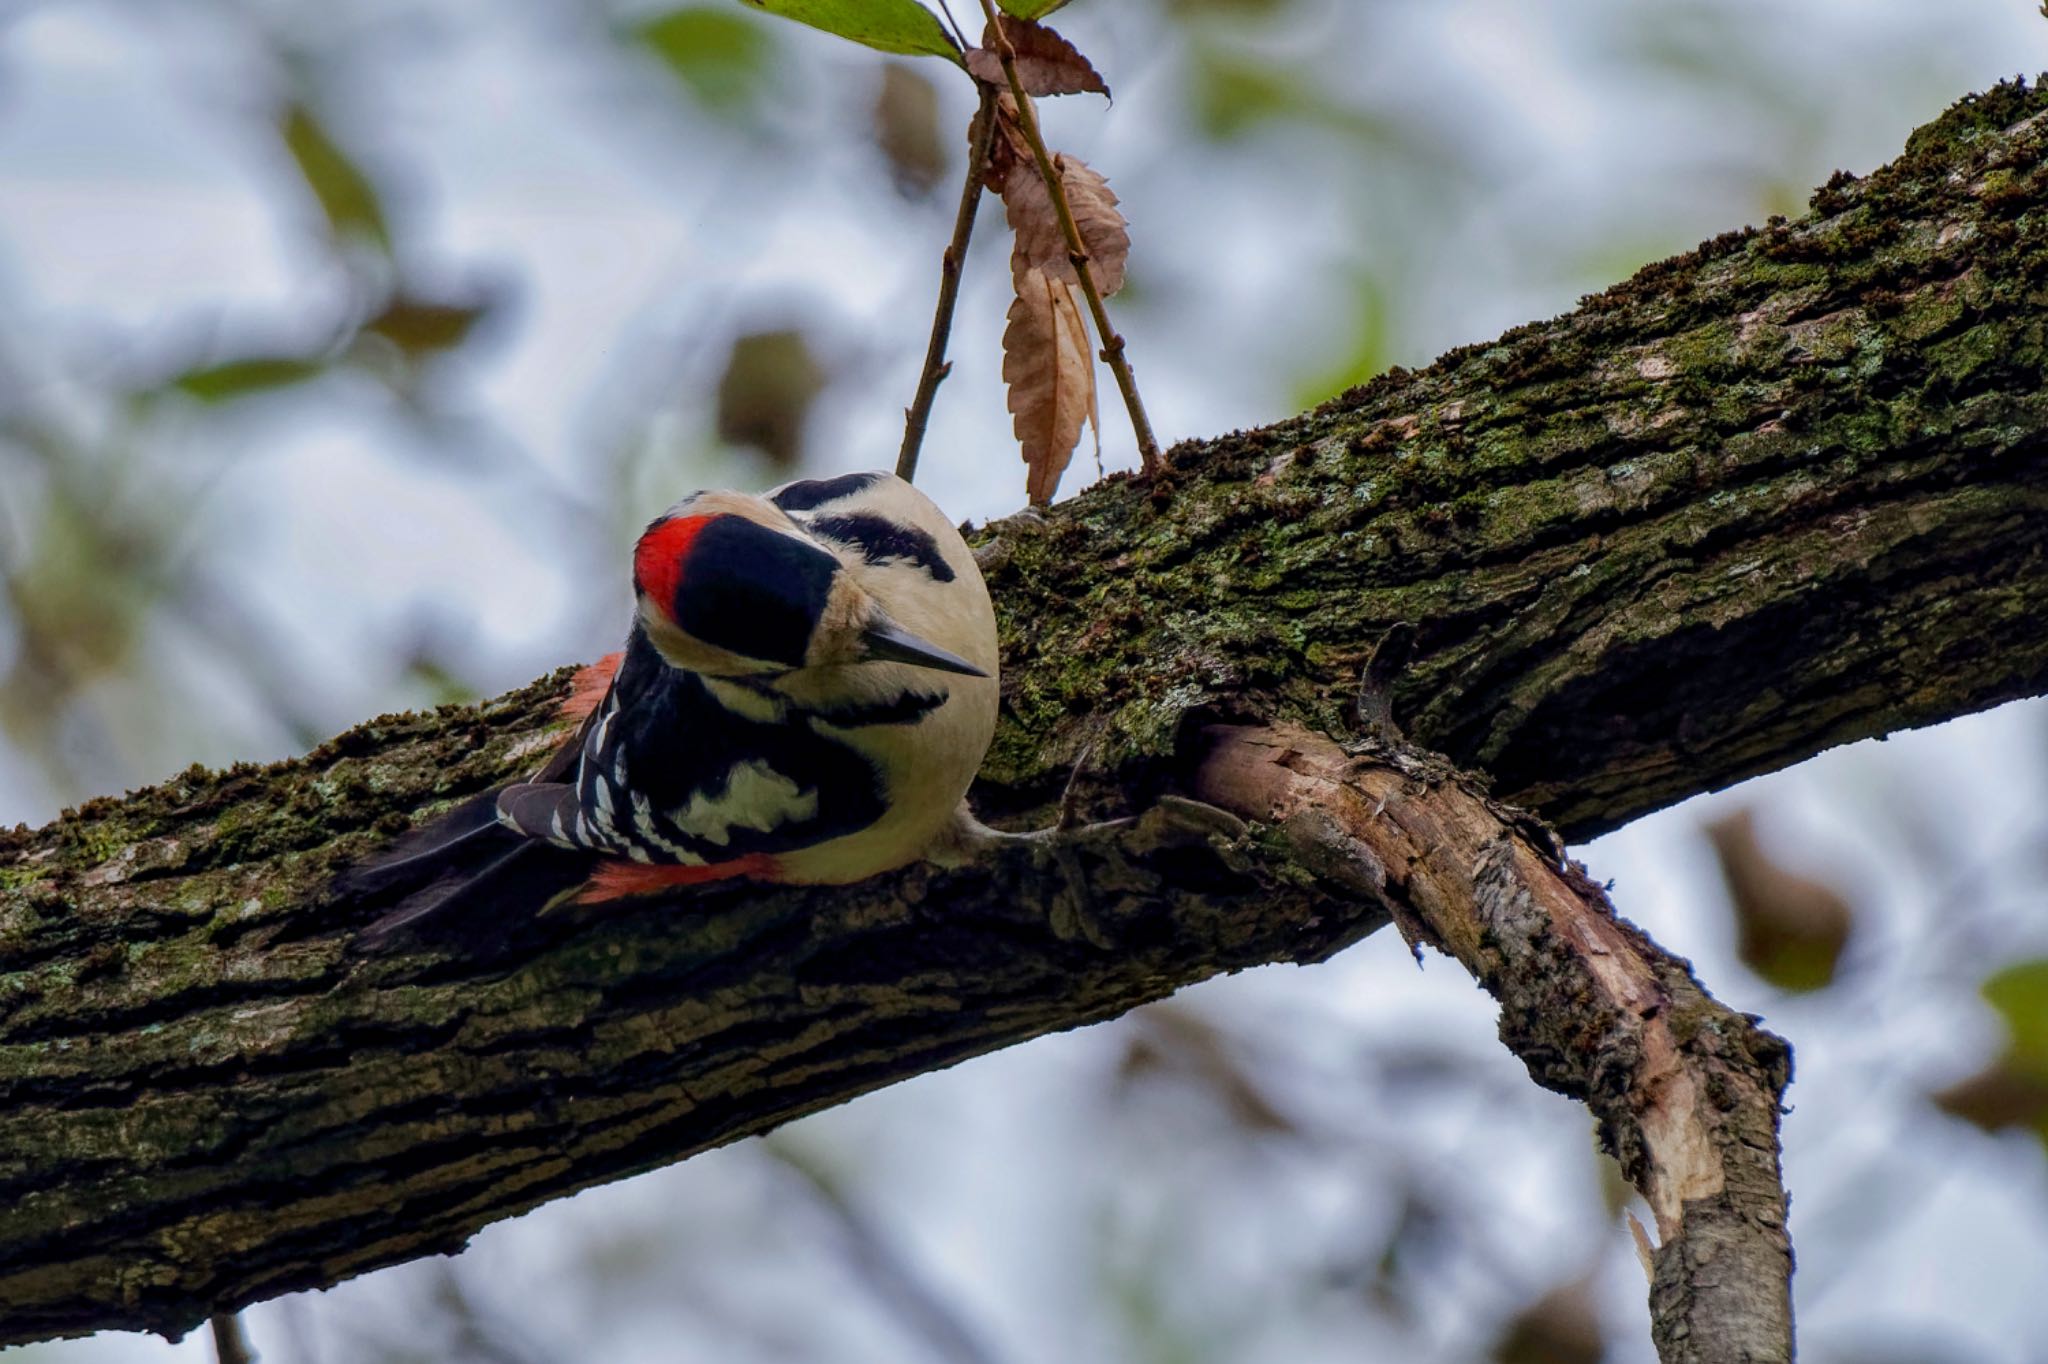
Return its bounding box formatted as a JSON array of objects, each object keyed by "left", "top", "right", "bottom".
[
  {"left": 335, "top": 653, "right": 631, "bottom": 948},
  {"left": 332, "top": 788, "right": 594, "bottom": 949}
]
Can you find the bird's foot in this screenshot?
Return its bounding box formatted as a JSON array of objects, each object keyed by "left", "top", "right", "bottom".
[{"left": 922, "top": 799, "right": 1250, "bottom": 948}]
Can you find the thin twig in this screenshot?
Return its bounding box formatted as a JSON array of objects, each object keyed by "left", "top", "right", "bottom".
[
  {"left": 932, "top": 0, "right": 971, "bottom": 53},
  {"left": 211, "top": 1311, "right": 256, "bottom": 1364},
  {"left": 765, "top": 1140, "right": 1006, "bottom": 1364},
  {"left": 430, "top": 1263, "right": 550, "bottom": 1364},
  {"left": 897, "top": 83, "right": 999, "bottom": 484},
  {"left": 974, "top": 2, "right": 1162, "bottom": 476}
]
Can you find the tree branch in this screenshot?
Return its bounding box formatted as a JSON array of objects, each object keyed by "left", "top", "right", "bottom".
[
  {"left": 1195, "top": 725, "right": 1793, "bottom": 1362},
  {"left": 5, "top": 79, "right": 2047, "bottom": 1356},
  {"left": 972, "top": 82, "right": 2048, "bottom": 838}
]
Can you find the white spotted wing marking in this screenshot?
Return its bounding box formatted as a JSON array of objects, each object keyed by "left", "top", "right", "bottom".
[
  {"left": 587, "top": 706, "right": 613, "bottom": 754},
  {"left": 663, "top": 760, "right": 819, "bottom": 848},
  {"left": 533, "top": 797, "right": 579, "bottom": 851},
  {"left": 631, "top": 791, "right": 703, "bottom": 865}
]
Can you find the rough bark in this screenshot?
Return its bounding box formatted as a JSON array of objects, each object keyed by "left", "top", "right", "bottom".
[
  {"left": 1196, "top": 727, "right": 1794, "bottom": 1362},
  {"left": 4, "top": 78, "right": 2047, "bottom": 1356},
  {"left": 973, "top": 82, "right": 2048, "bottom": 837}
]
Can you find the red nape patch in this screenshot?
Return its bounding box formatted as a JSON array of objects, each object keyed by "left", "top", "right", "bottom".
[
  {"left": 576, "top": 853, "right": 780, "bottom": 903},
  {"left": 561, "top": 651, "right": 623, "bottom": 723},
  {"left": 633, "top": 514, "right": 715, "bottom": 620}
]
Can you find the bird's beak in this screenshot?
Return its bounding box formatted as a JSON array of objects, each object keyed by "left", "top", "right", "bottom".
[{"left": 861, "top": 618, "right": 989, "bottom": 677}]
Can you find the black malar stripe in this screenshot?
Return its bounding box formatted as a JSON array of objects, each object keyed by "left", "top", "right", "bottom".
[{"left": 802, "top": 689, "right": 947, "bottom": 729}]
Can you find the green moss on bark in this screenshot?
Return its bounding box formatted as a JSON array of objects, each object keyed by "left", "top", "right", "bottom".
[{"left": 971, "top": 78, "right": 2048, "bottom": 833}]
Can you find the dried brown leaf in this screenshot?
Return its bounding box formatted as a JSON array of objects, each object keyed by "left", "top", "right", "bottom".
[
  {"left": 1085, "top": 331, "right": 1101, "bottom": 471},
  {"left": 873, "top": 64, "right": 944, "bottom": 198},
  {"left": 1705, "top": 809, "right": 1855, "bottom": 992},
  {"left": 1053, "top": 155, "right": 1128, "bottom": 295},
  {"left": 715, "top": 328, "right": 826, "bottom": 471},
  {"left": 1001, "top": 149, "right": 1128, "bottom": 295},
  {"left": 1932, "top": 1059, "right": 2048, "bottom": 1137},
  {"left": 965, "top": 18, "right": 1110, "bottom": 99},
  {"left": 1003, "top": 265, "right": 1094, "bottom": 505},
  {"left": 363, "top": 293, "right": 490, "bottom": 356},
  {"left": 1116, "top": 1005, "right": 1299, "bottom": 1137},
  {"left": 1490, "top": 1272, "right": 1606, "bottom": 1364},
  {"left": 979, "top": 93, "right": 1027, "bottom": 192}
]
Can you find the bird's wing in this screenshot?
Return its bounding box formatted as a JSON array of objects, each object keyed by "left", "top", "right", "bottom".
[{"left": 528, "top": 627, "right": 890, "bottom": 868}]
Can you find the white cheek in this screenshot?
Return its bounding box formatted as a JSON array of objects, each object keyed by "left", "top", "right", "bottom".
[{"left": 704, "top": 677, "right": 785, "bottom": 723}]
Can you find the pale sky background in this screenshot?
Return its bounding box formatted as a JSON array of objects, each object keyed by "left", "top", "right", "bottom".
[{"left": 3, "top": 2, "right": 2048, "bottom": 1361}]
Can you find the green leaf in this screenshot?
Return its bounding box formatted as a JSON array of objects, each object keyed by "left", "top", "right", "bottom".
[
  {"left": 1187, "top": 49, "right": 1316, "bottom": 140},
  {"left": 363, "top": 295, "right": 489, "bottom": 356},
  {"left": 1985, "top": 958, "right": 2048, "bottom": 1071},
  {"left": 1933, "top": 959, "right": 2048, "bottom": 1152},
  {"left": 995, "top": 0, "right": 1074, "bottom": 17},
  {"left": 737, "top": 0, "right": 960, "bottom": 61},
  {"left": 1187, "top": 45, "right": 1404, "bottom": 146},
  {"left": 170, "top": 357, "right": 327, "bottom": 403},
  {"left": 1291, "top": 271, "right": 1390, "bottom": 412},
  {"left": 279, "top": 104, "right": 390, "bottom": 252},
  {"left": 634, "top": 7, "right": 776, "bottom": 112}
]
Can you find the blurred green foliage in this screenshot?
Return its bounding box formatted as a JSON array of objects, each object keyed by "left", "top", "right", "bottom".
[
  {"left": 1938, "top": 959, "right": 2048, "bottom": 1148},
  {"left": 1988, "top": 959, "right": 2048, "bottom": 1068},
  {"left": 1290, "top": 271, "right": 1389, "bottom": 414},
  {"left": 1706, "top": 808, "right": 1855, "bottom": 993},
  {"left": 364, "top": 293, "right": 492, "bottom": 358},
  {"left": 281, "top": 102, "right": 392, "bottom": 254},
  {"left": 1925, "top": 954, "right": 2048, "bottom": 1146},
  {"left": 634, "top": 7, "right": 780, "bottom": 113},
  {"left": 170, "top": 356, "right": 330, "bottom": 403}
]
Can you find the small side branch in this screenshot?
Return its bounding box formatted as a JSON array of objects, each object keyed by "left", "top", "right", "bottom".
[
  {"left": 210, "top": 1311, "right": 255, "bottom": 1364},
  {"left": 897, "top": 83, "right": 1000, "bottom": 485},
  {"left": 975, "top": 1, "right": 1161, "bottom": 475},
  {"left": 1195, "top": 725, "right": 1795, "bottom": 1364}
]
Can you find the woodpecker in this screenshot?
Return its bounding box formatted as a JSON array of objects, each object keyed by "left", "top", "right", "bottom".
[{"left": 341, "top": 470, "right": 1000, "bottom": 942}]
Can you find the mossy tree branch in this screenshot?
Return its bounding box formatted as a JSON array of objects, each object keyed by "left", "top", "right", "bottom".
[{"left": 5, "top": 80, "right": 2048, "bottom": 1357}]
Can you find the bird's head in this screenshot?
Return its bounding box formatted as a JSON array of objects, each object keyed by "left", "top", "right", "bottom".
[{"left": 631, "top": 492, "right": 986, "bottom": 681}]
